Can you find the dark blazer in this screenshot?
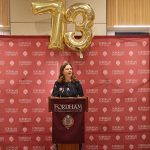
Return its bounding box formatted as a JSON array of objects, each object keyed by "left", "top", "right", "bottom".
[{"left": 52, "top": 80, "right": 84, "bottom": 97}]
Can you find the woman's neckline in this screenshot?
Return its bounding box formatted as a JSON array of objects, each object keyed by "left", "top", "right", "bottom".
[{"left": 65, "top": 81, "right": 71, "bottom": 83}]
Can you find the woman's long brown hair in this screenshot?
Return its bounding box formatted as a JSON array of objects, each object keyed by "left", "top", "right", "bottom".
[{"left": 57, "top": 62, "right": 78, "bottom": 83}]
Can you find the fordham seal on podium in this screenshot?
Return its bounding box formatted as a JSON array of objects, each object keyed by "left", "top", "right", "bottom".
[{"left": 62, "top": 115, "right": 74, "bottom": 129}]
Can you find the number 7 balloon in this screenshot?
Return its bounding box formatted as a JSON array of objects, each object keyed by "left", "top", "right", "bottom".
[{"left": 32, "top": 1, "right": 65, "bottom": 50}]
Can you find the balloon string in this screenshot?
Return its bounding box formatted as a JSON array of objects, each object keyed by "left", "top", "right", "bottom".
[{"left": 79, "top": 51, "right": 83, "bottom": 59}]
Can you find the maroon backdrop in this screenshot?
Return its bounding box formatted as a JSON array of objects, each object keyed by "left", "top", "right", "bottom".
[{"left": 0, "top": 36, "right": 149, "bottom": 150}]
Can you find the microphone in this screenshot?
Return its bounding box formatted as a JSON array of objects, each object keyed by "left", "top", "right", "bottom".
[
  {"left": 51, "top": 86, "right": 64, "bottom": 97},
  {"left": 59, "top": 87, "right": 64, "bottom": 97}
]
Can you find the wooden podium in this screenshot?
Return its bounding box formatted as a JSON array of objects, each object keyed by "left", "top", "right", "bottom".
[{"left": 49, "top": 97, "right": 88, "bottom": 150}]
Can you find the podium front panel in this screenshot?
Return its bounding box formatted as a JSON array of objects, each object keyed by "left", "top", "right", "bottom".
[
  {"left": 52, "top": 111, "right": 84, "bottom": 143},
  {"left": 49, "top": 97, "right": 87, "bottom": 144}
]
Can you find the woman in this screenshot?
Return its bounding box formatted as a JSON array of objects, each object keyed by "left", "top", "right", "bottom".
[
  {"left": 52, "top": 62, "right": 84, "bottom": 97},
  {"left": 52, "top": 62, "right": 84, "bottom": 150}
]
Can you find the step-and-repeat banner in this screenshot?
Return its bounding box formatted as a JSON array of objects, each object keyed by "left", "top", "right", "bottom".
[{"left": 0, "top": 36, "right": 149, "bottom": 150}]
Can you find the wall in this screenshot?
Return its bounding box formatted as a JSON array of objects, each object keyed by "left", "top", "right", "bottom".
[
  {"left": 10, "top": 0, "right": 106, "bottom": 35},
  {"left": 107, "top": 0, "right": 150, "bottom": 27}
]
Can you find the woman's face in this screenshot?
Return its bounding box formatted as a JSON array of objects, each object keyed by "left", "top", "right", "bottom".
[{"left": 63, "top": 64, "right": 73, "bottom": 80}]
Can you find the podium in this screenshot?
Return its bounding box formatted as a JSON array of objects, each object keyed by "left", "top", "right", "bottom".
[{"left": 49, "top": 97, "right": 88, "bottom": 150}]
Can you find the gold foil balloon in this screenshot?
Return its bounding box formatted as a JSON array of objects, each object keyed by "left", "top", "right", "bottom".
[
  {"left": 32, "top": 1, "right": 65, "bottom": 50},
  {"left": 64, "top": 3, "right": 95, "bottom": 55}
]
